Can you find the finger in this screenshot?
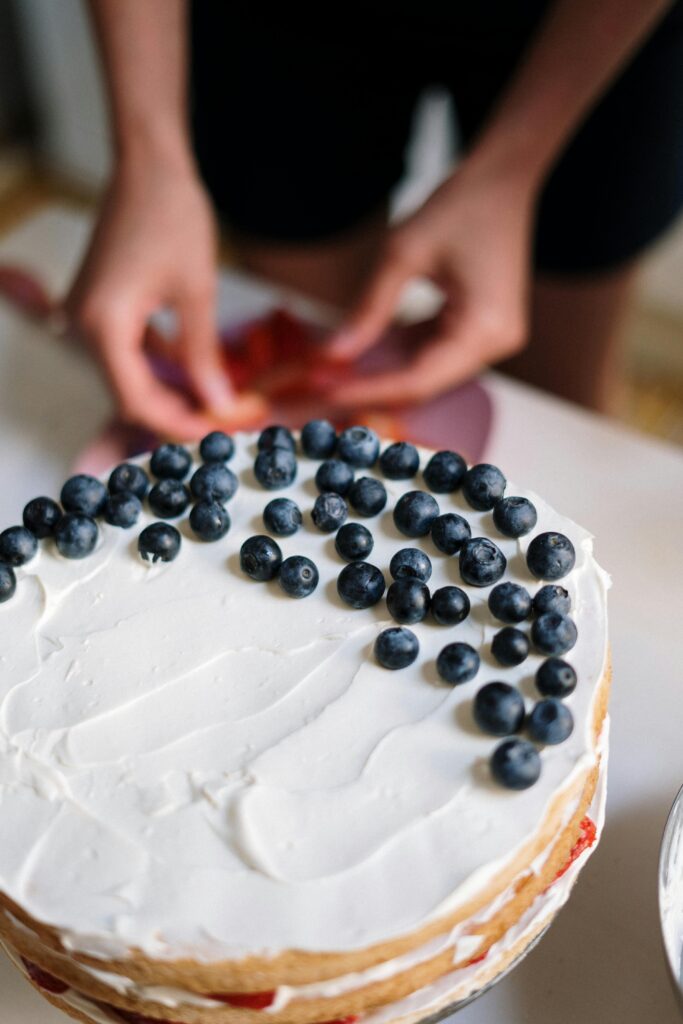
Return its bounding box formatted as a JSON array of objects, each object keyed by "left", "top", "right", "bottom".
[
  {"left": 91, "top": 307, "right": 219, "bottom": 440},
  {"left": 325, "top": 316, "right": 486, "bottom": 409},
  {"left": 326, "top": 254, "right": 413, "bottom": 363},
  {"left": 177, "top": 290, "right": 235, "bottom": 415}
]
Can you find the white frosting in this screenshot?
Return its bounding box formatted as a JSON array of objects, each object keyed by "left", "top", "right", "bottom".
[
  {"left": 0, "top": 435, "right": 610, "bottom": 962},
  {"left": 1, "top": 736, "right": 608, "bottom": 1022}
]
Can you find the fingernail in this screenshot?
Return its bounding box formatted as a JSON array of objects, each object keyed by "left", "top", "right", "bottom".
[{"left": 203, "top": 376, "right": 234, "bottom": 414}]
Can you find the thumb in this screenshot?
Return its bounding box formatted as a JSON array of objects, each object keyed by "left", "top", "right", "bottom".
[{"left": 326, "top": 248, "right": 414, "bottom": 363}]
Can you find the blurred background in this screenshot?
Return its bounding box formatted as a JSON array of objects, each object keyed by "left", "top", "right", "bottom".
[{"left": 0, "top": 0, "right": 682, "bottom": 446}]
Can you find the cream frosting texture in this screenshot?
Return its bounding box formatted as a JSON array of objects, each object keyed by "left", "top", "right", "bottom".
[
  {"left": 0, "top": 435, "right": 609, "bottom": 962},
  {"left": 0, "top": 741, "right": 608, "bottom": 1021}
]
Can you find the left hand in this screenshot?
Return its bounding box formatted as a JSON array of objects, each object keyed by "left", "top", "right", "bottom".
[{"left": 323, "top": 157, "right": 535, "bottom": 407}]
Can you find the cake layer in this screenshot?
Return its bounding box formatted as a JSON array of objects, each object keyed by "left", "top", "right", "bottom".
[
  {"left": 1, "top": 740, "right": 608, "bottom": 1024},
  {"left": 0, "top": 434, "right": 610, "bottom": 981}
]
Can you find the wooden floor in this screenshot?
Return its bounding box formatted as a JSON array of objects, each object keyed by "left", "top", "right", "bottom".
[{"left": 1, "top": 165, "right": 682, "bottom": 449}]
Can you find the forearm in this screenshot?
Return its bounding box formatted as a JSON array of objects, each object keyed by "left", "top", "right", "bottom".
[
  {"left": 467, "top": 0, "right": 673, "bottom": 192},
  {"left": 87, "top": 0, "right": 192, "bottom": 170}
]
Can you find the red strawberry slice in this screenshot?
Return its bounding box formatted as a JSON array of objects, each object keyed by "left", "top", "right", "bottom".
[
  {"left": 208, "top": 990, "right": 276, "bottom": 1009},
  {"left": 21, "top": 958, "right": 69, "bottom": 995}
]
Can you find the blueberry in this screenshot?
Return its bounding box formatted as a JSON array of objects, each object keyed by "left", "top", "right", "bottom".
[
  {"left": 375, "top": 627, "right": 419, "bottom": 670},
  {"left": 430, "top": 513, "right": 471, "bottom": 555},
  {"left": 393, "top": 490, "right": 440, "bottom": 538},
  {"left": 22, "top": 497, "right": 61, "bottom": 538},
  {"left": 103, "top": 492, "right": 142, "bottom": 528},
  {"left": 536, "top": 658, "right": 577, "bottom": 698},
  {"left": 190, "top": 463, "right": 238, "bottom": 503},
  {"left": 138, "top": 522, "right": 181, "bottom": 563},
  {"left": 301, "top": 419, "right": 337, "bottom": 459},
  {"left": 240, "top": 535, "right": 283, "bottom": 581},
  {"left": 493, "top": 496, "right": 537, "bottom": 538},
  {"left": 254, "top": 447, "right": 297, "bottom": 490},
  {"left": 532, "top": 613, "right": 578, "bottom": 656},
  {"left": 423, "top": 450, "right": 467, "bottom": 493},
  {"left": 389, "top": 548, "right": 432, "bottom": 583},
  {"left": 528, "top": 699, "right": 574, "bottom": 745},
  {"left": 108, "top": 463, "right": 150, "bottom": 500},
  {"left": 279, "top": 555, "right": 319, "bottom": 598},
  {"left": 349, "top": 477, "right": 387, "bottom": 517},
  {"left": 150, "top": 444, "right": 192, "bottom": 480},
  {"left": 263, "top": 497, "right": 302, "bottom": 537},
  {"left": 199, "top": 430, "right": 235, "bottom": 463},
  {"left": 337, "top": 561, "right": 385, "bottom": 608},
  {"left": 241, "top": 531, "right": 285, "bottom": 585},
  {"left": 459, "top": 537, "right": 507, "bottom": 587},
  {"left": 533, "top": 584, "right": 571, "bottom": 617},
  {"left": 189, "top": 500, "right": 230, "bottom": 541},
  {"left": 148, "top": 479, "right": 191, "bottom": 519},
  {"left": 488, "top": 582, "right": 531, "bottom": 624},
  {"left": 54, "top": 514, "right": 98, "bottom": 559},
  {"left": 60, "top": 474, "right": 107, "bottom": 517},
  {"left": 258, "top": 425, "right": 296, "bottom": 453},
  {"left": 490, "top": 738, "right": 541, "bottom": 790},
  {"left": 335, "top": 523, "right": 374, "bottom": 561},
  {"left": 0, "top": 564, "right": 16, "bottom": 603},
  {"left": 436, "top": 642, "right": 480, "bottom": 685},
  {"left": 386, "top": 578, "right": 430, "bottom": 625},
  {"left": 379, "top": 442, "right": 419, "bottom": 480},
  {"left": 312, "top": 492, "right": 348, "bottom": 532},
  {"left": 491, "top": 627, "right": 529, "bottom": 667},
  {"left": 526, "top": 532, "right": 576, "bottom": 581},
  {"left": 431, "top": 586, "right": 470, "bottom": 625},
  {"left": 336, "top": 425, "right": 380, "bottom": 468},
  {"left": 462, "top": 464, "right": 506, "bottom": 511},
  {"left": 315, "top": 459, "right": 354, "bottom": 496},
  {"left": 473, "top": 682, "right": 525, "bottom": 737},
  {"left": 0, "top": 526, "right": 37, "bottom": 566}
]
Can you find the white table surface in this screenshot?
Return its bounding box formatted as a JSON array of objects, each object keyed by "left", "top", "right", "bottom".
[{"left": 1, "top": 208, "right": 682, "bottom": 1024}]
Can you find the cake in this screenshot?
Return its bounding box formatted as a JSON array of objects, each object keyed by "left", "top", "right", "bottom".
[{"left": 0, "top": 424, "right": 610, "bottom": 1024}]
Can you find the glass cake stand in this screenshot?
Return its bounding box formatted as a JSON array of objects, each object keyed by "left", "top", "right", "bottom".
[
  {"left": 659, "top": 784, "right": 683, "bottom": 1013},
  {"left": 414, "top": 923, "right": 551, "bottom": 1023}
]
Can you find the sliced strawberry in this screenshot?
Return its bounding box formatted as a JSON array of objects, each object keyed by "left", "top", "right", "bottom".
[
  {"left": 208, "top": 990, "right": 276, "bottom": 1009},
  {"left": 554, "top": 816, "right": 597, "bottom": 882},
  {"left": 21, "top": 958, "right": 69, "bottom": 995}
]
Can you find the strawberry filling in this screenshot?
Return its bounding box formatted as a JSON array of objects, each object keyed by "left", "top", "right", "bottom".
[
  {"left": 554, "top": 816, "right": 597, "bottom": 882},
  {"left": 21, "top": 958, "right": 69, "bottom": 995},
  {"left": 208, "top": 990, "right": 276, "bottom": 1009}
]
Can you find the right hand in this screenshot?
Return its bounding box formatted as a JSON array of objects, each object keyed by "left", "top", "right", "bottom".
[{"left": 66, "top": 153, "right": 265, "bottom": 438}]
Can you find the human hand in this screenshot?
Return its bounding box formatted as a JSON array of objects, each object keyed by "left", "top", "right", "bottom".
[
  {"left": 66, "top": 153, "right": 265, "bottom": 438},
  {"left": 324, "top": 158, "right": 534, "bottom": 407}
]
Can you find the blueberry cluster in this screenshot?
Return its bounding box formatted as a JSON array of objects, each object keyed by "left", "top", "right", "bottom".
[
  {"left": 0, "top": 431, "right": 242, "bottom": 595},
  {"left": 1, "top": 421, "right": 583, "bottom": 797},
  {"left": 473, "top": 579, "right": 579, "bottom": 789},
  {"left": 143, "top": 434, "right": 238, "bottom": 558},
  {"left": 239, "top": 535, "right": 318, "bottom": 598}
]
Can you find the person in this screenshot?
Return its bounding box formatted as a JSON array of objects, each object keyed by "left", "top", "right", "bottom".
[{"left": 68, "top": 0, "right": 682, "bottom": 439}]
